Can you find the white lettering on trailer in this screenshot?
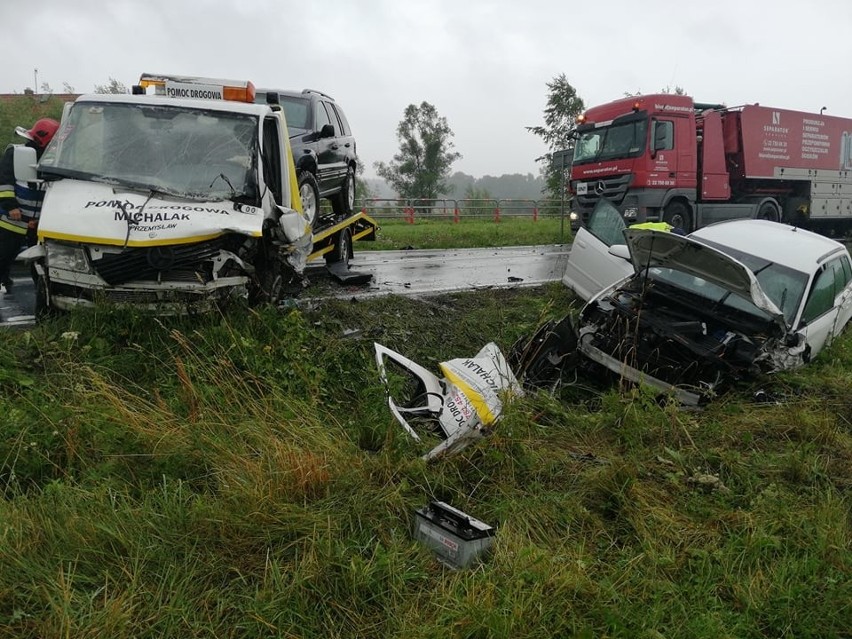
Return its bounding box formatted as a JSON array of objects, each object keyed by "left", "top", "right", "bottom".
[
  {"left": 799, "top": 118, "right": 832, "bottom": 161},
  {"left": 164, "top": 81, "right": 224, "bottom": 101}
]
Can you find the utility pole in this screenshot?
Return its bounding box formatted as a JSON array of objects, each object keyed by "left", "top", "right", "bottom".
[{"left": 34, "top": 68, "right": 38, "bottom": 94}]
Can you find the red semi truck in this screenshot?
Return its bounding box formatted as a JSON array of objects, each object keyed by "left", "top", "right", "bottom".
[{"left": 569, "top": 93, "right": 852, "bottom": 234}]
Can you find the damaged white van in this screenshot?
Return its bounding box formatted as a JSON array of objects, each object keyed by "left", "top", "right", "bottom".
[{"left": 17, "top": 74, "right": 374, "bottom": 314}]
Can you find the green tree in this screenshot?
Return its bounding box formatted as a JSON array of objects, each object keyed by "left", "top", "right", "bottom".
[
  {"left": 354, "top": 158, "right": 375, "bottom": 204},
  {"left": 374, "top": 101, "right": 461, "bottom": 206},
  {"left": 526, "top": 74, "right": 584, "bottom": 202},
  {"left": 94, "top": 77, "right": 128, "bottom": 94},
  {"left": 624, "top": 85, "right": 687, "bottom": 97},
  {"left": 461, "top": 183, "right": 494, "bottom": 216}
]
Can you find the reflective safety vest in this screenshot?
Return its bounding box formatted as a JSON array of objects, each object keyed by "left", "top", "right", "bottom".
[
  {"left": 628, "top": 222, "right": 673, "bottom": 232},
  {"left": 0, "top": 178, "right": 45, "bottom": 236}
]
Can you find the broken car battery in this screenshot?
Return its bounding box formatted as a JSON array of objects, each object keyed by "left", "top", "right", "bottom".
[{"left": 413, "top": 501, "right": 495, "bottom": 568}]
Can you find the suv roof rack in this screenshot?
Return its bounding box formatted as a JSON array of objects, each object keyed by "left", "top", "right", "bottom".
[{"left": 302, "top": 88, "right": 334, "bottom": 101}]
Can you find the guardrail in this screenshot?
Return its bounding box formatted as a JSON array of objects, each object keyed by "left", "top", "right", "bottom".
[{"left": 355, "top": 198, "right": 568, "bottom": 223}]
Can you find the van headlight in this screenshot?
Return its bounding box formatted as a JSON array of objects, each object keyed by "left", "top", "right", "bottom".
[
  {"left": 47, "top": 244, "right": 92, "bottom": 273},
  {"left": 569, "top": 212, "right": 579, "bottom": 221}
]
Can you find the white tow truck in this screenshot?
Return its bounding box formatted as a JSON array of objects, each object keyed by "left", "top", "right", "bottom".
[{"left": 16, "top": 74, "right": 376, "bottom": 313}]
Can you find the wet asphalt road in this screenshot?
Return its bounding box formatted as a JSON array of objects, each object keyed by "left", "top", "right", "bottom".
[{"left": 0, "top": 244, "right": 570, "bottom": 328}]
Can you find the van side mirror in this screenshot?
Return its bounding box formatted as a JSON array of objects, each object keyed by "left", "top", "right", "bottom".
[
  {"left": 320, "top": 123, "right": 335, "bottom": 138},
  {"left": 13, "top": 146, "right": 38, "bottom": 182}
]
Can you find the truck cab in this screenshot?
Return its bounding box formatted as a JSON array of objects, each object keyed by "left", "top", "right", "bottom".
[{"left": 570, "top": 94, "right": 700, "bottom": 230}]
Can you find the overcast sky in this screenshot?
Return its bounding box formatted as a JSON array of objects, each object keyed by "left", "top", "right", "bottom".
[{"left": 5, "top": 0, "right": 852, "bottom": 179}]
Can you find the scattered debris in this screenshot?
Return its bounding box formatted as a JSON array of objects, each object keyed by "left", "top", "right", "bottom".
[
  {"left": 374, "top": 342, "right": 522, "bottom": 460},
  {"left": 686, "top": 471, "right": 729, "bottom": 493},
  {"left": 326, "top": 262, "right": 373, "bottom": 286},
  {"left": 413, "top": 501, "right": 495, "bottom": 568},
  {"left": 509, "top": 315, "right": 578, "bottom": 391},
  {"left": 507, "top": 276, "right": 524, "bottom": 283},
  {"left": 341, "top": 328, "right": 363, "bottom": 339},
  {"left": 568, "top": 451, "right": 608, "bottom": 465},
  {"left": 752, "top": 389, "right": 784, "bottom": 405}
]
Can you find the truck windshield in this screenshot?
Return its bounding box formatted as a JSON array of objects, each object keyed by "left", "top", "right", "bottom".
[
  {"left": 39, "top": 101, "right": 259, "bottom": 202},
  {"left": 573, "top": 118, "right": 648, "bottom": 165}
]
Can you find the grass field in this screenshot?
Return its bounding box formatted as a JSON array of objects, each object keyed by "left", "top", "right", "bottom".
[
  {"left": 0, "top": 285, "right": 849, "bottom": 638},
  {"left": 362, "top": 217, "right": 571, "bottom": 250}
]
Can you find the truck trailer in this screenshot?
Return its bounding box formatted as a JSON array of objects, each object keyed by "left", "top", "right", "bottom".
[
  {"left": 569, "top": 94, "right": 852, "bottom": 235},
  {"left": 15, "top": 74, "right": 376, "bottom": 314}
]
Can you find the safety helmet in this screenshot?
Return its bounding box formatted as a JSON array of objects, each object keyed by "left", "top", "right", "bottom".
[{"left": 15, "top": 118, "right": 60, "bottom": 149}]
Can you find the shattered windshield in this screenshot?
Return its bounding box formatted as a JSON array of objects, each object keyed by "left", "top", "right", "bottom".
[
  {"left": 573, "top": 117, "right": 648, "bottom": 164},
  {"left": 40, "top": 101, "right": 259, "bottom": 202}
]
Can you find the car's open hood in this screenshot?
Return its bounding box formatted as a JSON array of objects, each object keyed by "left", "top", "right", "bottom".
[
  {"left": 624, "top": 229, "right": 787, "bottom": 329},
  {"left": 37, "top": 179, "right": 265, "bottom": 248}
]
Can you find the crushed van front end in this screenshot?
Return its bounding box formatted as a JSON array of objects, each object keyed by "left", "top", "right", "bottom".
[{"left": 37, "top": 236, "right": 257, "bottom": 313}]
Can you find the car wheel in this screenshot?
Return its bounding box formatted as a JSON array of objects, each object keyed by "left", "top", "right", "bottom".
[
  {"left": 662, "top": 201, "right": 692, "bottom": 232},
  {"left": 331, "top": 165, "right": 355, "bottom": 216},
  {"left": 325, "top": 228, "right": 352, "bottom": 267},
  {"left": 298, "top": 171, "right": 320, "bottom": 227}
]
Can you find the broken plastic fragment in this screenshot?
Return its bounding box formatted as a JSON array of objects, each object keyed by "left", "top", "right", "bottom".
[{"left": 374, "top": 342, "right": 522, "bottom": 460}]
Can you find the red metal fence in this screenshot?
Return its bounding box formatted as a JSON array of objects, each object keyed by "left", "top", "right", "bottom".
[{"left": 356, "top": 198, "right": 567, "bottom": 223}]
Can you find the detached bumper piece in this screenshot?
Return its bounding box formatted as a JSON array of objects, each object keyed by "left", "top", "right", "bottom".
[
  {"left": 413, "top": 501, "right": 495, "bottom": 569},
  {"left": 374, "top": 342, "right": 522, "bottom": 461}
]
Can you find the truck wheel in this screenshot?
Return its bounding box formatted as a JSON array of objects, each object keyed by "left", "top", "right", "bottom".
[
  {"left": 34, "top": 275, "right": 52, "bottom": 318},
  {"left": 663, "top": 201, "right": 692, "bottom": 232},
  {"left": 757, "top": 201, "right": 780, "bottom": 222},
  {"left": 325, "top": 228, "right": 352, "bottom": 267},
  {"left": 331, "top": 165, "right": 355, "bottom": 216},
  {"left": 298, "top": 171, "right": 320, "bottom": 227}
]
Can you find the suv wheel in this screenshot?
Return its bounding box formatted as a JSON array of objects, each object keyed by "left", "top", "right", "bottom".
[
  {"left": 298, "top": 171, "right": 320, "bottom": 227},
  {"left": 331, "top": 165, "right": 355, "bottom": 216}
]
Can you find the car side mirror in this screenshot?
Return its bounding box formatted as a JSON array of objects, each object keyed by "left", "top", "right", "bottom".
[
  {"left": 607, "top": 243, "right": 631, "bottom": 261},
  {"left": 320, "top": 123, "right": 335, "bottom": 138},
  {"left": 14, "top": 145, "right": 38, "bottom": 182}
]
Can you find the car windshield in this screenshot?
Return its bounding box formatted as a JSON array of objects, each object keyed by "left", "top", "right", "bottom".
[
  {"left": 39, "top": 101, "right": 259, "bottom": 201},
  {"left": 573, "top": 117, "right": 648, "bottom": 164},
  {"left": 690, "top": 238, "right": 809, "bottom": 326}
]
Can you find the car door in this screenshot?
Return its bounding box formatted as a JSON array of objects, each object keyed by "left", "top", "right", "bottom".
[
  {"left": 796, "top": 256, "right": 852, "bottom": 358},
  {"left": 562, "top": 199, "right": 635, "bottom": 301},
  {"left": 313, "top": 100, "right": 342, "bottom": 194},
  {"left": 329, "top": 103, "right": 356, "bottom": 164}
]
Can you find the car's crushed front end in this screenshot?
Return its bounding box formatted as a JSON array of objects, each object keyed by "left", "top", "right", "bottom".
[
  {"left": 519, "top": 228, "right": 809, "bottom": 405},
  {"left": 575, "top": 275, "right": 794, "bottom": 405}
]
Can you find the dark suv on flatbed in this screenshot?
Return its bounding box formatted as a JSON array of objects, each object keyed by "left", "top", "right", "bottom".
[{"left": 255, "top": 88, "right": 356, "bottom": 226}]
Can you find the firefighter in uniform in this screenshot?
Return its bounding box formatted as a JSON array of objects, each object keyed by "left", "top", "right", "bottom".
[{"left": 0, "top": 118, "right": 60, "bottom": 292}]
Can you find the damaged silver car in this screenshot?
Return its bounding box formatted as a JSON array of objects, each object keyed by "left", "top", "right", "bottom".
[{"left": 522, "top": 200, "right": 852, "bottom": 404}]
